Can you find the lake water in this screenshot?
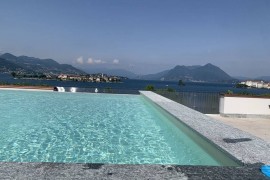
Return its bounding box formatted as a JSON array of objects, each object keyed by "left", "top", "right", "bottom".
[{"left": 0, "top": 73, "right": 269, "bottom": 94}]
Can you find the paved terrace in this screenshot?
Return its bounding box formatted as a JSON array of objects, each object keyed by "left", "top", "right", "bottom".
[
  {"left": 0, "top": 90, "right": 269, "bottom": 179},
  {"left": 207, "top": 114, "right": 270, "bottom": 143}
]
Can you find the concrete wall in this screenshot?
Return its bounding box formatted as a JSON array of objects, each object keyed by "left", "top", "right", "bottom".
[{"left": 219, "top": 95, "right": 270, "bottom": 117}]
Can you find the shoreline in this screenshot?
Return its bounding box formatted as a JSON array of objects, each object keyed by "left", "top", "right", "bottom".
[{"left": 0, "top": 85, "right": 53, "bottom": 91}]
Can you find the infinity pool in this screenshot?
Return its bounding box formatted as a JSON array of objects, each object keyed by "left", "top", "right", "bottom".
[{"left": 0, "top": 90, "right": 238, "bottom": 165}]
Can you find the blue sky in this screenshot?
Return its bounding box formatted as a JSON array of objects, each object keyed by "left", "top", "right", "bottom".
[{"left": 0, "top": 0, "right": 269, "bottom": 77}]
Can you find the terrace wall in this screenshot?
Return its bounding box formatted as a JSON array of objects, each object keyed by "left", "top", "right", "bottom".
[{"left": 219, "top": 95, "right": 270, "bottom": 118}]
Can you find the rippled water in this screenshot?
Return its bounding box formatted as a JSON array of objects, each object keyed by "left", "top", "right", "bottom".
[{"left": 0, "top": 90, "right": 230, "bottom": 165}]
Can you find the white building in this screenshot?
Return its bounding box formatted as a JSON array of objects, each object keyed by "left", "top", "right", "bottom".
[
  {"left": 257, "top": 81, "right": 264, "bottom": 88},
  {"left": 241, "top": 80, "right": 269, "bottom": 89},
  {"left": 58, "top": 74, "right": 68, "bottom": 80},
  {"left": 245, "top": 81, "right": 253, "bottom": 87}
]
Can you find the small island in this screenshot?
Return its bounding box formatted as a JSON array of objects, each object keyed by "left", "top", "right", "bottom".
[
  {"left": 57, "top": 73, "right": 124, "bottom": 83},
  {"left": 238, "top": 80, "right": 270, "bottom": 89},
  {"left": 11, "top": 72, "right": 126, "bottom": 83}
]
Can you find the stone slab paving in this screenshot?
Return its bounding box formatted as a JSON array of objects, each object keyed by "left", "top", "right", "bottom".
[
  {"left": 0, "top": 162, "right": 267, "bottom": 180},
  {"left": 140, "top": 91, "right": 270, "bottom": 165},
  {"left": 207, "top": 114, "right": 270, "bottom": 143}
]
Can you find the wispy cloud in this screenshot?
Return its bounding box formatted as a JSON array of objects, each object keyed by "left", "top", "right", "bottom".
[
  {"left": 77, "top": 56, "right": 117, "bottom": 65},
  {"left": 86, "top": 57, "right": 106, "bottom": 65},
  {"left": 94, "top": 59, "right": 106, "bottom": 64},
  {"left": 76, "top": 56, "right": 84, "bottom": 64},
  {"left": 112, "top": 59, "right": 119, "bottom": 64}
]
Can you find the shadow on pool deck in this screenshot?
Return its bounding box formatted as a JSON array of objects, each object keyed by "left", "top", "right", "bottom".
[{"left": 223, "top": 138, "right": 252, "bottom": 143}]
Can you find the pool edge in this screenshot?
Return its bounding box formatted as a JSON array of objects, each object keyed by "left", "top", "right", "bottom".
[
  {"left": 140, "top": 93, "right": 241, "bottom": 166},
  {"left": 139, "top": 91, "right": 270, "bottom": 166}
]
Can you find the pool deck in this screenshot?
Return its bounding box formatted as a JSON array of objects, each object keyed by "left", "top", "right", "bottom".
[
  {"left": 207, "top": 114, "right": 270, "bottom": 143},
  {"left": 0, "top": 90, "right": 269, "bottom": 179}
]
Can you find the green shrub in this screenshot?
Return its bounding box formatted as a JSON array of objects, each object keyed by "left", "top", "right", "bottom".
[
  {"left": 167, "top": 87, "right": 175, "bottom": 92},
  {"left": 238, "top": 91, "right": 254, "bottom": 96},
  {"left": 236, "top": 83, "right": 248, "bottom": 88},
  {"left": 226, "top": 90, "right": 233, "bottom": 94},
  {"left": 145, "top": 85, "right": 155, "bottom": 91},
  {"left": 104, "top": 87, "right": 113, "bottom": 93}
]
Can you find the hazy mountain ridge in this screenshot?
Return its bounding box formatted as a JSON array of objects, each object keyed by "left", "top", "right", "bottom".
[
  {"left": 232, "top": 76, "right": 270, "bottom": 82},
  {"left": 255, "top": 76, "right": 270, "bottom": 82},
  {"left": 139, "top": 63, "right": 235, "bottom": 82},
  {"left": 136, "top": 70, "right": 170, "bottom": 80},
  {"left": 1, "top": 53, "right": 267, "bottom": 81},
  {"left": 0, "top": 53, "right": 85, "bottom": 74}
]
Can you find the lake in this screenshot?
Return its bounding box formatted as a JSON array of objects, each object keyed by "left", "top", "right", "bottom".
[{"left": 0, "top": 73, "right": 269, "bottom": 94}]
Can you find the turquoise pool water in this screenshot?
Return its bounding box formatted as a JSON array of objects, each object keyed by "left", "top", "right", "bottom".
[{"left": 0, "top": 90, "right": 237, "bottom": 165}]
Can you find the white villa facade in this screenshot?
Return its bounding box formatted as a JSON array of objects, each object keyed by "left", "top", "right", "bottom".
[{"left": 240, "top": 80, "right": 270, "bottom": 89}]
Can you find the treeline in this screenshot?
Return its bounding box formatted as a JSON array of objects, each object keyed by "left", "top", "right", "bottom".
[
  {"left": 11, "top": 72, "right": 47, "bottom": 79},
  {"left": 144, "top": 80, "right": 185, "bottom": 92},
  {"left": 0, "top": 82, "right": 50, "bottom": 87},
  {"left": 226, "top": 90, "right": 270, "bottom": 97}
]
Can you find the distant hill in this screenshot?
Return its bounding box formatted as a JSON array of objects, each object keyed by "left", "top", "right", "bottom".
[
  {"left": 136, "top": 69, "right": 169, "bottom": 80},
  {"left": 233, "top": 76, "right": 251, "bottom": 81},
  {"left": 0, "top": 58, "right": 25, "bottom": 72},
  {"left": 0, "top": 53, "right": 85, "bottom": 75},
  {"left": 82, "top": 67, "right": 137, "bottom": 78},
  {"left": 139, "top": 63, "right": 235, "bottom": 82},
  {"left": 255, "top": 76, "right": 270, "bottom": 82},
  {"left": 233, "top": 76, "right": 270, "bottom": 82}
]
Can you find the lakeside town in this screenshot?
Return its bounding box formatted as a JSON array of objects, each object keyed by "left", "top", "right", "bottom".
[
  {"left": 57, "top": 73, "right": 124, "bottom": 82},
  {"left": 239, "top": 80, "right": 270, "bottom": 89},
  {"left": 10, "top": 72, "right": 125, "bottom": 83}
]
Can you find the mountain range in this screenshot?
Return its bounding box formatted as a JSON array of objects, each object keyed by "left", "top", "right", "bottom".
[
  {"left": 233, "top": 76, "right": 270, "bottom": 82},
  {"left": 0, "top": 53, "right": 84, "bottom": 75},
  {"left": 138, "top": 63, "right": 235, "bottom": 82},
  {"left": 0, "top": 53, "right": 268, "bottom": 82},
  {"left": 256, "top": 76, "right": 270, "bottom": 81}
]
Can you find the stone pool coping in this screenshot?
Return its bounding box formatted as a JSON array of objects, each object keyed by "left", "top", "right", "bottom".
[
  {"left": 140, "top": 91, "right": 270, "bottom": 165},
  {"left": 0, "top": 162, "right": 267, "bottom": 179}
]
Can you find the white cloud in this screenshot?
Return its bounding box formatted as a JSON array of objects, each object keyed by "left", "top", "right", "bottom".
[
  {"left": 87, "top": 58, "right": 94, "bottom": 64},
  {"left": 76, "top": 56, "right": 84, "bottom": 64},
  {"left": 94, "top": 59, "right": 102, "bottom": 64},
  {"left": 77, "top": 56, "right": 118, "bottom": 65},
  {"left": 112, "top": 59, "right": 119, "bottom": 64},
  {"left": 94, "top": 59, "right": 106, "bottom": 64},
  {"left": 86, "top": 57, "right": 106, "bottom": 65}
]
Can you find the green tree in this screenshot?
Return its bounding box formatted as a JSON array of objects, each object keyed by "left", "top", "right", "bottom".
[
  {"left": 11, "top": 72, "right": 16, "bottom": 77},
  {"left": 178, "top": 80, "right": 185, "bottom": 86},
  {"left": 145, "top": 85, "right": 155, "bottom": 91},
  {"left": 236, "top": 83, "right": 248, "bottom": 88},
  {"left": 38, "top": 74, "right": 46, "bottom": 79}
]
